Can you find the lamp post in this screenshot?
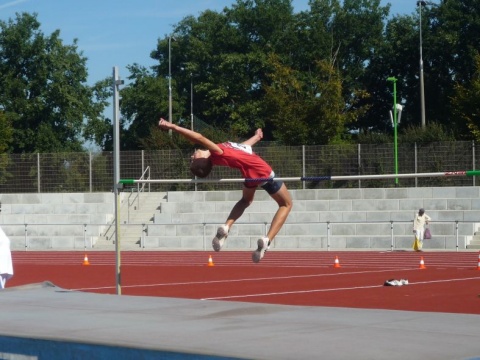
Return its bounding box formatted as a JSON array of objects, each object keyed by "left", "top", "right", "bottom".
[
  {"left": 168, "top": 36, "right": 175, "bottom": 135},
  {"left": 190, "top": 73, "right": 194, "bottom": 131},
  {"left": 418, "top": 1, "right": 426, "bottom": 129},
  {"left": 417, "top": 1, "right": 437, "bottom": 128},
  {"left": 387, "top": 77, "right": 399, "bottom": 186}
]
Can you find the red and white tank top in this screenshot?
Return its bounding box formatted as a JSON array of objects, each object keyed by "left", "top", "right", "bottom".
[{"left": 210, "top": 142, "right": 272, "bottom": 184}]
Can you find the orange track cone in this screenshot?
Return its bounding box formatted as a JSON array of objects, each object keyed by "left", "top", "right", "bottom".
[
  {"left": 82, "top": 254, "right": 90, "bottom": 266},
  {"left": 476, "top": 252, "right": 480, "bottom": 270},
  {"left": 419, "top": 256, "right": 426, "bottom": 269},
  {"left": 333, "top": 256, "right": 341, "bottom": 268},
  {"left": 207, "top": 255, "right": 215, "bottom": 267}
]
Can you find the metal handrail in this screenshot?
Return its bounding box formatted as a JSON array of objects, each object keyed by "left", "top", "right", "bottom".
[
  {"left": 4, "top": 220, "right": 476, "bottom": 252},
  {"left": 103, "top": 166, "right": 152, "bottom": 237}
]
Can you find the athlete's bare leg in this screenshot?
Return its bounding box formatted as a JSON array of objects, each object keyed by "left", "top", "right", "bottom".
[
  {"left": 224, "top": 186, "right": 257, "bottom": 228},
  {"left": 265, "top": 183, "right": 292, "bottom": 242}
]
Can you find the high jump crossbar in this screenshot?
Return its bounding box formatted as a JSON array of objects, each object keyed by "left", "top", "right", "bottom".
[{"left": 119, "top": 170, "right": 480, "bottom": 185}]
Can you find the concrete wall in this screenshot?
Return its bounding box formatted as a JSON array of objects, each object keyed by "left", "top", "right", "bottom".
[
  {"left": 0, "top": 193, "right": 114, "bottom": 250},
  {"left": 147, "top": 186, "right": 480, "bottom": 251},
  {"left": 1, "top": 187, "right": 479, "bottom": 250}
]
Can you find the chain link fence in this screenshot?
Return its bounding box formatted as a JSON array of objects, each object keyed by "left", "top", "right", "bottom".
[{"left": 0, "top": 141, "right": 477, "bottom": 193}]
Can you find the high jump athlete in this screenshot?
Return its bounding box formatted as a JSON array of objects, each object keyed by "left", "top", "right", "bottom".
[{"left": 158, "top": 118, "right": 292, "bottom": 263}]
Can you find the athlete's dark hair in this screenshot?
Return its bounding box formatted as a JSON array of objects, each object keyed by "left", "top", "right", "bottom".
[{"left": 190, "top": 158, "right": 213, "bottom": 178}]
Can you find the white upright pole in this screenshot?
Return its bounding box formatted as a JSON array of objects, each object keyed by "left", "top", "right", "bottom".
[
  {"left": 168, "top": 36, "right": 173, "bottom": 136},
  {"left": 190, "top": 73, "right": 193, "bottom": 131},
  {"left": 419, "top": 1, "right": 426, "bottom": 129},
  {"left": 113, "top": 66, "right": 123, "bottom": 295}
]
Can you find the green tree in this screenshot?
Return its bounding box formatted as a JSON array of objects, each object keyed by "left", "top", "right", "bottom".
[
  {"left": 82, "top": 77, "right": 114, "bottom": 150},
  {"left": 150, "top": 0, "right": 298, "bottom": 138},
  {"left": 0, "top": 13, "right": 108, "bottom": 153},
  {"left": 264, "top": 55, "right": 368, "bottom": 145},
  {"left": 0, "top": 112, "right": 13, "bottom": 152},
  {"left": 119, "top": 64, "right": 170, "bottom": 150},
  {"left": 431, "top": 0, "right": 480, "bottom": 136},
  {"left": 359, "top": 14, "right": 417, "bottom": 132},
  {"left": 0, "top": 111, "right": 13, "bottom": 184},
  {"left": 145, "top": 0, "right": 388, "bottom": 143},
  {"left": 451, "top": 54, "right": 480, "bottom": 140},
  {"left": 292, "top": 0, "right": 388, "bottom": 134},
  {"left": 332, "top": 0, "right": 390, "bottom": 91},
  {"left": 362, "top": 0, "right": 480, "bottom": 138},
  {"left": 122, "top": 0, "right": 480, "bottom": 147}
]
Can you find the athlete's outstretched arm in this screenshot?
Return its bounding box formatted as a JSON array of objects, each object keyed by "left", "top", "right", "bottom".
[
  {"left": 242, "top": 129, "right": 263, "bottom": 147},
  {"left": 158, "top": 118, "right": 221, "bottom": 153}
]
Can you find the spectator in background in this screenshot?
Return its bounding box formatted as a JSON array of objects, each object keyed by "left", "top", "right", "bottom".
[
  {"left": 413, "top": 208, "right": 431, "bottom": 251},
  {"left": 0, "top": 226, "right": 13, "bottom": 289}
]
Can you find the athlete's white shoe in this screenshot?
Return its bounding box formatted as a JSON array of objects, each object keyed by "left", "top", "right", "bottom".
[
  {"left": 252, "top": 237, "right": 270, "bottom": 263},
  {"left": 212, "top": 225, "right": 229, "bottom": 252}
]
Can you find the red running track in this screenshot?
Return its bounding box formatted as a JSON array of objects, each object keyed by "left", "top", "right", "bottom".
[{"left": 9, "top": 250, "right": 480, "bottom": 314}]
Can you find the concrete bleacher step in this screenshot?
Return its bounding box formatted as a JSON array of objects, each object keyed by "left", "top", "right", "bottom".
[
  {"left": 2, "top": 187, "right": 480, "bottom": 250},
  {"left": 467, "top": 235, "right": 480, "bottom": 249},
  {"left": 143, "top": 187, "right": 480, "bottom": 250},
  {"left": 95, "top": 192, "right": 166, "bottom": 249},
  {"left": 93, "top": 236, "right": 143, "bottom": 250},
  {"left": 0, "top": 192, "right": 115, "bottom": 250}
]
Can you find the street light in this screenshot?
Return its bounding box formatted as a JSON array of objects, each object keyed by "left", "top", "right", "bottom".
[
  {"left": 387, "top": 77, "right": 400, "bottom": 186},
  {"left": 389, "top": 104, "right": 403, "bottom": 127},
  {"left": 168, "top": 36, "right": 175, "bottom": 135},
  {"left": 417, "top": 0, "right": 436, "bottom": 129},
  {"left": 190, "top": 73, "right": 194, "bottom": 131}
]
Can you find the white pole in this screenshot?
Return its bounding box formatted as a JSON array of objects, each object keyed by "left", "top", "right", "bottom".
[
  {"left": 419, "top": 1, "right": 426, "bottom": 129},
  {"left": 190, "top": 73, "right": 193, "bottom": 131},
  {"left": 113, "top": 66, "right": 123, "bottom": 295},
  {"left": 168, "top": 36, "right": 173, "bottom": 136}
]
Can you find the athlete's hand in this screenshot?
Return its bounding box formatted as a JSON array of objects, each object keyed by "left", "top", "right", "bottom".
[
  {"left": 255, "top": 129, "right": 263, "bottom": 140},
  {"left": 158, "top": 118, "right": 173, "bottom": 130}
]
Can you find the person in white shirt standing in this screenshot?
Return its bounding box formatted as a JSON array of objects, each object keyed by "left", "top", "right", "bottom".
[
  {"left": 0, "top": 226, "right": 13, "bottom": 289},
  {"left": 413, "top": 208, "right": 431, "bottom": 251}
]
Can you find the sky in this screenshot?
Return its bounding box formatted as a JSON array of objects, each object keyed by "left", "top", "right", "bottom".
[{"left": 0, "top": 0, "right": 416, "bottom": 89}]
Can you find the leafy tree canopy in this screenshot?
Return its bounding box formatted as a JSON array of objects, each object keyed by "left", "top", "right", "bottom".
[
  {"left": 0, "top": 13, "right": 108, "bottom": 153},
  {"left": 3, "top": 1, "right": 480, "bottom": 152}
]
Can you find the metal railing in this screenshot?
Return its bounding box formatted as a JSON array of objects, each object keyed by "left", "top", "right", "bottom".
[
  {"left": 5, "top": 220, "right": 474, "bottom": 252},
  {"left": 127, "top": 166, "right": 150, "bottom": 215},
  {"left": 6, "top": 223, "right": 102, "bottom": 251},
  {"left": 104, "top": 167, "right": 151, "bottom": 241}
]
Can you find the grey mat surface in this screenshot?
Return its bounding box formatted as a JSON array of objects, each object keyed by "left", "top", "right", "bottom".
[{"left": 0, "top": 282, "right": 479, "bottom": 360}]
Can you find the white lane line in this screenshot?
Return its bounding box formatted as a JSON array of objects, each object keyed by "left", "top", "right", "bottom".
[
  {"left": 409, "top": 276, "right": 480, "bottom": 285},
  {"left": 200, "top": 276, "right": 480, "bottom": 300},
  {"left": 71, "top": 268, "right": 415, "bottom": 291},
  {"left": 201, "top": 284, "right": 384, "bottom": 300}
]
